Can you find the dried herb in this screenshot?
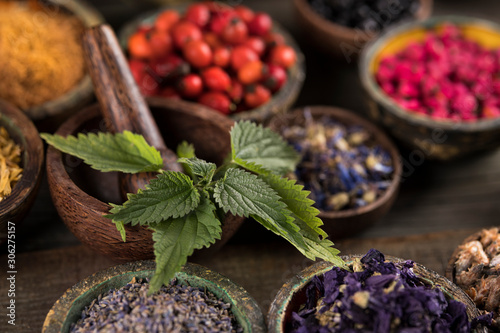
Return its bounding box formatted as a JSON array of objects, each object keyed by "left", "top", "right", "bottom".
[
  {"left": 376, "top": 23, "right": 500, "bottom": 121},
  {"left": 71, "top": 277, "right": 242, "bottom": 333},
  {"left": 291, "top": 249, "right": 491, "bottom": 333},
  {"left": 42, "top": 121, "right": 345, "bottom": 293},
  {"left": 453, "top": 227, "right": 500, "bottom": 331},
  {"left": 0, "top": 127, "right": 22, "bottom": 201},
  {"left": 308, "top": 0, "right": 420, "bottom": 31},
  {"left": 280, "top": 110, "right": 393, "bottom": 211}
]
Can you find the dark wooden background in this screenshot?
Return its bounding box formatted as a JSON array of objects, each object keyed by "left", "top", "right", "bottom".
[{"left": 2, "top": 0, "right": 500, "bottom": 332}]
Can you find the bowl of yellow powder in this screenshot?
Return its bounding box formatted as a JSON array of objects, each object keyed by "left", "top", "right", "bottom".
[
  {"left": 0, "top": 99, "right": 44, "bottom": 244},
  {"left": 0, "top": 0, "right": 103, "bottom": 121}
]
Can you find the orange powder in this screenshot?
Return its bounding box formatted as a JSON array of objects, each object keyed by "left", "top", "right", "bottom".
[{"left": 0, "top": 1, "right": 85, "bottom": 110}]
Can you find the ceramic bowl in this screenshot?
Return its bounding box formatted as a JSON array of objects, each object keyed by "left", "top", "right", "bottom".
[
  {"left": 293, "top": 0, "right": 432, "bottom": 60},
  {"left": 118, "top": 3, "right": 305, "bottom": 124},
  {"left": 8, "top": 0, "right": 103, "bottom": 121},
  {"left": 0, "top": 99, "right": 44, "bottom": 243},
  {"left": 43, "top": 261, "right": 265, "bottom": 333},
  {"left": 268, "top": 255, "right": 486, "bottom": 333},
  {"left": 46, "top": 97, "right": 244, "bottom": 262},
  {"left": 360, "top": 16, "right": 500, "bottom": 160},
  {"left": 268, "top": 106, "right": 401, "bottom": 239}
]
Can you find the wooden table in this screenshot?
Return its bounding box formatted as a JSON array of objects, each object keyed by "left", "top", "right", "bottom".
[{"left": 2, "top": 0, "right": 500, "bottom": 332}]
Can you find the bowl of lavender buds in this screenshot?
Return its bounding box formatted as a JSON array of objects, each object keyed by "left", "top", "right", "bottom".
[
  {"left": 268, "top": 248, "right": 492, "bottom": 333},
  {"left": 43, "top": 261, "right": 265, "bottom": 333},
  {"left": 268, "top": 106, "right": 401, "bottom": 239},
  {"left": 293, "top": 0, "right": 432, "bottom": 60},
  {"left": 446, "top": 227, "right": 500, "bottom": 331}
]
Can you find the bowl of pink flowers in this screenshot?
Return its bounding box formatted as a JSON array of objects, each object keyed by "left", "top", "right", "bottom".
[{"left": 360, "top": 16, "right": 500, "bottom": 160}]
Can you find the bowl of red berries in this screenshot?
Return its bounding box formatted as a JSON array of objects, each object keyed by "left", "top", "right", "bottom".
[
  {"left": 119, "top": 1, "right": 305, "bottom": 123},
  {"left": 360, "top": 16, "right": 500, "bottom": 160}
]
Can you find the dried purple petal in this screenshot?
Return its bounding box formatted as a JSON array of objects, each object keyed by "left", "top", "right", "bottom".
[
  {"left": 291, "top": 249, "right": 489, "bottom": 332},
  {"left": 281, "top": 110, "right": 394, "bottom": 212}
]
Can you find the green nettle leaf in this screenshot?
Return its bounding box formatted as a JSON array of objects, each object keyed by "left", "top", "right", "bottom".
[
  {"left": 42, "top": 120, "right": 347, "bottom": 290},
  {"left": 109, "top": 171, "right": 200, "bottom": 226},
  {"left": 114, "top": 220, "right": 127, "bottom": 242},
  {"left": 178, "top": 157, "right": 216, "bottom": 185},
  {"left": 261, "top": 174, "right": 326, "bottom": 238},
  {"left": 149, "top": 196, "right": 221, "bottom": 293},
  {"left": 261, "top": 174, "right": 345, "bottom": 267},
  {"left": 230, "top": 121, "right": 300, "bottom": 175},
  {"left": 213, "top": 168, "right": 307, "bottom": 248},
  {"left": 177, "top": 141, "right": 196, "bottom": 159},
  {"left": 41, "top": 131, "right": 163, "bottom": 174}
]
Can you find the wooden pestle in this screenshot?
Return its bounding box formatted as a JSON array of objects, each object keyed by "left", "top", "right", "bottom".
[{"left": 82, "top": 24, "right": 183, "bottom": 197}]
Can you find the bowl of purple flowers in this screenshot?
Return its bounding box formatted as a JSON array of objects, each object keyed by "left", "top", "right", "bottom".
[
  {"left": 268, "top": 249, "right": 491, "bottom": 333},
  {"left": 43, "top": 261, "right": 265, "bottom": 333},
  {"left": 268, "top": 105, "right": 402, "bottom": 239}
]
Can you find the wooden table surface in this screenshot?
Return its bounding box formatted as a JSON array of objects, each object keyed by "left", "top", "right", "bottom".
[{"left": 2, "top": 0, "right": 500, "bottom": 332}]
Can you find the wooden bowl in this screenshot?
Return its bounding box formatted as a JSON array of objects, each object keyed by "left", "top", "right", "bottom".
[
  {"left": 268, "top": 255, "right": 486, "bottom": 333},
  {"left": 446, "top": 227, "right": 500, "bottom": 327},
  {"left": 268, "top": 106, "right": 401, "bottom": 239},
  {"left": 43, "top": 261, "right": 266, "bottom": 333},
  {"left": 118, "top": 4, "right": 305, "bottom": 124},
  {"left": 46, "top": 97, "right": 244, "bottom": 262},
  {"left": 360, "top": 16, "right": 500, "bottom": 160},
  {"left": 293, "top": 0, "right": 432, "bottom": 60},
  {"left": 0, "top": 99, "right": 44, "bottom": 243},
  {"left": 11, "top": 0, "right": 103, "bottom": 121}
]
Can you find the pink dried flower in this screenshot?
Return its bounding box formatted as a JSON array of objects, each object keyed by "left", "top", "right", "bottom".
[
  {"left": 430, "top": 107, "right": 449, "bottom": 120},
  {"left": 484, "top": 106, "right": 500, "bottom": 119},
  {"left": 380, "top": 82, "right": 396, "bottom": 95},
  {"left": 397, "top": 80, "right": 419, "bottom": 98},
  {"left": 376, "top": 64, "right": 395, "bottom": 83},
  {"left": 395, "top": 98, "right": 420, "bottom": 111},
  {"left": 420, "top": 75, "right": 440, "bottom": 96},
  {"left": 376, "top": 22, "right": 500, "bottom": 121},
  {"left": 451, "top": 93, "right": 477, "bottom": 115}
]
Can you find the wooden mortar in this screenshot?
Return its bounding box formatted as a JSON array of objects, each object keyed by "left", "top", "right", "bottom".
[{"left": 46, "top": 97, "right": 244, "bottom": 262}]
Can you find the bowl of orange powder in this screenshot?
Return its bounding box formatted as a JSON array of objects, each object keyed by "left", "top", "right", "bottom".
[{"left": 0, "top": 0, "right": 103, "bottom": 122}]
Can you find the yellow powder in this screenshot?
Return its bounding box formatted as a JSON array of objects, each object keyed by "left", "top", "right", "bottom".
[{"left": 0, "top": 1, "right": 85, "bottom": 110}]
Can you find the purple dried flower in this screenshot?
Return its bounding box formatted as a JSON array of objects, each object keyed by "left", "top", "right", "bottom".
[
  {"left": 281, "top": 112, "right": 393, "bottom": 212},
  {"left": 291, "top": 249, "right": 490, "bottom": 333}
]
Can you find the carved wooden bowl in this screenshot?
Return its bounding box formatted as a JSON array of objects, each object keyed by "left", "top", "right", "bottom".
[
  {"left": 46, "top": 97, "right": 244, "bottom": 262},
  {"left": 43, "top": 261, "right": 266, "bottom": 333},
  {"left": 268, "top": 106, "right": 402, "bottom": 240},
  {"left": 118, "top": 4, "right": 305, "bottom": 124},
  {"left": 268, "top": 255, "right": 486, "bottom": 333},
  {"left": 293, "top": 0, "right": 432, "bottom": 59},
  {"left": 360, "top": 16, "right": 500, "bottom": 160},
  {"left": 446, "top": 228, "right": 500, "bottom": 328},
  {"left": 0, "top": 99, "right": 44, "bottom": 244}
]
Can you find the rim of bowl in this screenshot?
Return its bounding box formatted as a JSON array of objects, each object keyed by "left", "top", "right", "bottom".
[
  {"left": 270, "top": 105, "right": 402, "bottom": 219},
  {"left": 0, "top": 99, "right": 44, "bottom": 217},
  {"left": 268, "top": 255, "right": 482, "bottom": 333},
  {"left": 293, "top": 0, "right": 433, "bottom": 42},
  {"left": 42, "top": 261, "right": 266, "bottom": 333},
  {"left": 116, "top": 2, "right": 305, "bottom": 124},
  {"left": 46, "top": 97, "right": 237, "bottom": 216},
  {"left": 23, "top": 0, "right": 103, "bottom": 120},
  {"left": 360, "top": 15, "right": 500, "bottom": 133}
]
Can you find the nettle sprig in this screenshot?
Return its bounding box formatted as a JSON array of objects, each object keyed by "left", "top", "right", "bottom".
[{"left": 42, "top": 121, "right": 345, "bottom": 293}]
